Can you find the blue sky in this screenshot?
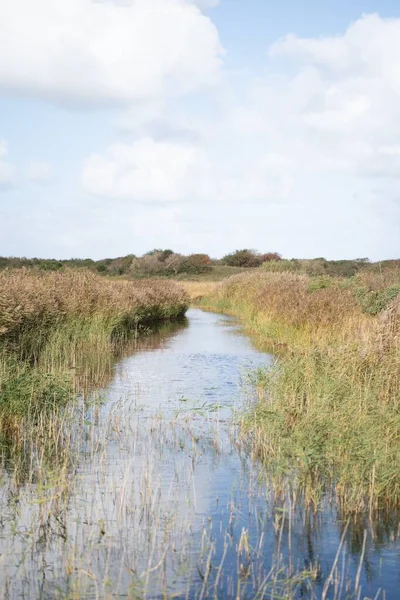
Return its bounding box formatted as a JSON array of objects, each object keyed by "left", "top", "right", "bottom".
[{"left": 0, "top": 0, "right": 399, "bottom": 259}]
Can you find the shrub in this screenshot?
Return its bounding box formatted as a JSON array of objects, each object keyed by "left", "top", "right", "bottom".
[
  {"left": 178, "top": 254, "right": 212, "bottom": 275},
  {"left": 259, "top": 252, "right": 282, "bottom": 263},
  {"left": 131, "top": 253, "right": 167, "bottom": 276},
  {"left": 106, "top": 255, "right": 135, "bottom": 276},
  {"left": 307, "top": 276, "right": 334, "bottom": 293},
  {"left": 164, "top": 253, "right": 184, "bottom": 275},
  {"left": 222, "top": 249, "right": 262, "bottom": 268},
  {"left": 354, "top": 284, "right": 400, "bottom": 315}
]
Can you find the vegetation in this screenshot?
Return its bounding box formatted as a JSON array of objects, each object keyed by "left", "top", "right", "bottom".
[
  {"left": 0, "top": 258, "right": 398, "bottom": 597},
  {"left": 2, "top": 253, "right": 400, "bottom": 508},
  {"left": 221, "top": 249, "right": 282, "bottom": 268},
  {"left": 0, "top": 387, "right": 370, "bottom": 599},
  {"left": 201, "top": 267, "right": 400, "bottom": 514},
  {"left": 0, "top": 269, "right": 188, "bottom": 433},
  {"left": 0, "top": 251, "right": 214, "bottom": 278},
  {"left": 2, "top": 251, "right": 398, "bottom": 281},
  {"left": 178, "top": 280, "right": 218, "bottom": 301},
  {"left": 260, "top": 256, "right": 400, "bottom": 278},
  {"left": 131, "top": 251, "right": 213, "bottom": 278}
]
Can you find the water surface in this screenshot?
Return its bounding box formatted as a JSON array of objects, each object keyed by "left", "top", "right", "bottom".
[{"left": 0, "top": 308, "right": 399, "bottom": 599}]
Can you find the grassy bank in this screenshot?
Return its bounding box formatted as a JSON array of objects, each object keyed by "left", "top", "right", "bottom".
[
  {"left": 0, "top": 269, "right": 188, "bottom": 436},
  {"left": 201, "top": 269, "right": 400, "bottom": 514},
  {"left": 176, "top": 280, "right": 218, "bottom": 301}
]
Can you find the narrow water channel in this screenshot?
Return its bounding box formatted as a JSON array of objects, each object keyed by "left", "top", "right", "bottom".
[{"left": 1, "top": 309, "right": 399, "bottom": 599}]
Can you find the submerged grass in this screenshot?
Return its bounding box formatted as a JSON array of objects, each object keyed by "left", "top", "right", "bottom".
[
  {"left": 0, "top": 395, "right": 387, "bottom": 599},
  {"left": 201, "top": 270, "right": 400, "bottom": 514},
  {"left": 0, "top": 269, "right": 188, "bottom": 434}
]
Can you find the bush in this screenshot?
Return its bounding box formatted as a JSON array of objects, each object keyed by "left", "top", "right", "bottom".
[
  {"left": 131, "top": 253, "right": 169, "bottom": 277},
  {"left": 222, "top": 249, "right": 262, "bottom": 268},
  {"left": 178, "top": 254, "right": 212, "bottom": 275},
  {"left": 307, "top": 276, "right": 334, "bottom": 293},
  {"left": 38, "top": 261, "right": 64, "bottom": 271},
  {"left": 354, "top": 284, "right": 400, "bottom": 315},
  {"left": 131, "top": 252, "right": 213, "bottom": 277},
  {"left": 260, "top": 252, "right": 282, "bottom": 263}
]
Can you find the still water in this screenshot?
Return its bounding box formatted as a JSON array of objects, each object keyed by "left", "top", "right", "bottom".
[{"left": 0, "top": 308, "right": 399, "bottom": 599}]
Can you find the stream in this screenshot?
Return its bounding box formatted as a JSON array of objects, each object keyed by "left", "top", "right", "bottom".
[{"left": 0, "top": 308, "right": 399, "bottom": 599}]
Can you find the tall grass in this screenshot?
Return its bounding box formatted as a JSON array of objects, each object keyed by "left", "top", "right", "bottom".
[
  {"left": 0, "top": 394, "right": 385, "bottom": 599},
  {"left": 176, "top": 280, "right": 218, "bottom": 301},
  {"left": 0, "top": 269, "right": 188, "bottom": 434},
  {"left": 0, "top": 270, "right": 395, "bottom": 597},
  {"left": 0, "top": 269, "right": 188, "bottom": 349},
  {"left": 202, "top": 270, "right": 400, "bottom": 514}
]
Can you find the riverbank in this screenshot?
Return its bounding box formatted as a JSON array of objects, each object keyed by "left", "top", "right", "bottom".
[
  {"left": 0, "top": 269, "right": 188, "bottom": 437},
  {"left": 200, "top": 270, "right": 400, "bottom": 514}
]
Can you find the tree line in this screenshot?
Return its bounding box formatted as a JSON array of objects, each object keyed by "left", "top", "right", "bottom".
[{"left": 0, "top": 250, "right": 398, "bottom": 279}]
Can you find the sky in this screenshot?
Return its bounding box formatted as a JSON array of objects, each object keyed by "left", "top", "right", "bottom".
[{"left": 1, "top": 0, "right": 400, "bottom": 260}]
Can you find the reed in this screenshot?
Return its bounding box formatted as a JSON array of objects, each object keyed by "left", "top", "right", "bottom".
[
  {"left": 201, "top": 270, "right": 400, "bottom": 514},
  {"left": 176, "top": 280, "right": 218, "bottom": 301},
  {"left": 0, "top": 269, "right": 188, "bottom": 349},
  {"left": 0, "top": 396, "right": 382, "bottom": 599},
  {"left": 0, "top": 269, "right": 188, "bottom": 432},
  {"left": 0, "top": 270, "right": 394, "bottom": 597}
]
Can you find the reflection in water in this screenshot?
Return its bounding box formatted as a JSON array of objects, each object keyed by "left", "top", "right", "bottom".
[
  {"left": 76, "top": 317, "right": 190, "bottom": 394},
  {"left": 0, "top": 309, "right": 399, "bottom": 599}
]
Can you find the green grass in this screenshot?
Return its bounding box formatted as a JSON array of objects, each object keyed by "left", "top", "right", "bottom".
[
  {"left": 0, "top": 270, "right": 189, "bottom": 437},
  {"left": 201, "top": 270, "right": 400, "bottom": 514}
]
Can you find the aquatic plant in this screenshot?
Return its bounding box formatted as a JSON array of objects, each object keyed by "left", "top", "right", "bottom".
[
  {"left": 0, "top": 395, "right": 388, "bottom": 599},
  {"left": 202, "top": 270, "right": 400, "bottom": 514},
  {"left": 0, "top": 297, "right": 395, "bottom": 598},
  {"left": 0, "top": 269, "right": 188, "bottom": 432}
]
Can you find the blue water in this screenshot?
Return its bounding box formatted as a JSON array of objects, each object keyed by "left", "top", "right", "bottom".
[
  {"left": 100, "top": 308, "right": 400, "bottom": 599},
  {"left": 1, "top": 308, "right": 399, "bottom": 599}
]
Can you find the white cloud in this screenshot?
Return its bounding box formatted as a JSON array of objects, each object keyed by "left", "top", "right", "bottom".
[
  {"left": 0, "top": 141, "right": 17, "bottom": 190},
  {"left": 3, "top": 11, "right": 400, "bottom": 259},
  {"left": 27, "top": 162, "right": 52, "bottom": 183},
  {"left": 79, "top": 13, "right": 400, "bottom": 260},
  {"left": 0, "top": 0, "right": 223, "bottom": 105},
  {"left": 270, "top": 13, "right": 400, "bottom": 77},
  {"left": 189, "top": 0, "right": 220, "bottom": 9},
  {"left": 85, "top": 14, "right": 400, "bottom": 206},
  {"left": 82, "top": 138, "right": 211, "bottom": 202},
  {"left": 82, "top": 136, "right": 291, "bottom": 203},
  {"left": 226, "top": 14, "right": 400, "bottom": 182}
]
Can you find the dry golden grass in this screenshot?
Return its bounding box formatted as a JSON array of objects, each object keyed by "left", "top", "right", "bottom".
[
  {"left": 211, "top": 271, "right": 361, "bottom": 328},
  {"left": 0, "top": 269, "right": 188, "bottom": 348},
  {"left": 202, "top": 270, "right": 400, "bottom": 513},
  {"left": 0, "top": 270, "right": 189, "bottom": 430},
  {"left": 378, "top": 293, "right": 400, "bottom": 353},
  {"left": 175, "top": 280, "right": 218, "bottom": 301}
]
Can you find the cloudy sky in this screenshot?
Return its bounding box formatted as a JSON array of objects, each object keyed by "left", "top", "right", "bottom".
[{"left": 1, "top": 0, "right": 400, "bottom": 260}]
